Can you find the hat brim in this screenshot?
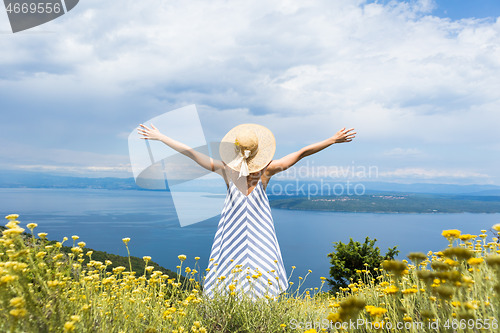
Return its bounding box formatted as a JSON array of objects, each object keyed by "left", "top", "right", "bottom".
[{"left": 219, "top": 124, "right": 276, "bottom": 174}]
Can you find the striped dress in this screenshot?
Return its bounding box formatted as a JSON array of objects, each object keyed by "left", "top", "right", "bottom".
[{"left": 203, "top": 178, "right": 288, "bottom": 298}]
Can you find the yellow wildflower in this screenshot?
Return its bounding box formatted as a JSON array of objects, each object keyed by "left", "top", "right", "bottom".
[
  {"left": 26, "top": 223, "right": 38, "bottom": 231},
  {"left": 10, "top": 297, "right": 25, "bottom": 308},
  {"left": 459, "top": 234, "right": 475, "bottom": 241},
  {"left": 47, "top": 280, "right": 59, "bottom": 287},
  {"left": 5, "top": 221, "right": 19, "bottom": 229},
  {"left": 444, "top": 258, "right": 459, "bottom": 266},
  {"left": 402, "top": 288, "right": 418, "bottom": 294},
  {"left": 467, "top": 258, "right": 484, "bottom": 266},
  {"left": 442, "top": 229, "right": 461, "bottom": 239},
  {"left": 122, "top": 238, "right": 130, "bottom": 245},
  {"left": 366, "top": 305, "right": 388, "bottom": 318},
  {"left": 381, "top": 260, "right": 407, "bottom": 276},
  {"left": 407, "top": 252, "right": 427, "bottom": 263},
  {"left": 443, "top": 247, "right": 473, "bottom": 261},
  {"left": 36, "top": 251, "right": 47, "bottom": 258},
  {"left": 178, "top": 255, "right": 187, "bottom": 262},
  {"left": 327, "top": 312, "right": 341, "bottom": 323},
  {"left": 1, "top": 275, "right": 18, "bottom": 284},
  {"left": 465, "top": 302, "right": 478, "bottom": 310},
  {"left": 2, "top": 227, "right": 24, "bottom": 237},
  {"left": 383, "top": 285, "right": 398, "bottom": 294},
  {"left": 64, "top": 321, "right": 75, "bottom": 332},
  {"left": 9, "top": 308, "right": 27, "bottom": 318}
]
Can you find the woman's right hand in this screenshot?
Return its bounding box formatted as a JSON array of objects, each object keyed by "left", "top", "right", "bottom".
[
  {"left": 138, "top": 123, "right": 163, "bottom": 140},
  {"left": 332, "top": 127, "right": 356, "bottom": 143}
]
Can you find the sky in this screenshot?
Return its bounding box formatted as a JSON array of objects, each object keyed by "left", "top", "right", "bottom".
[{"left": 1, "top": 0, "right": 500, "bottom": 185}]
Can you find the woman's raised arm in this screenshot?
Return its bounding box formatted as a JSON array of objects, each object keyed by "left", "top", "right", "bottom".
[
  {"left": 138, "top": 124, "right": 224, "bottom": 173},
  {"left": 266, "top": 127, "right": 356, "bottom": 176}
]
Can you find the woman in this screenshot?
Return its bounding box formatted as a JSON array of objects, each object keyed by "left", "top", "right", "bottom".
[{"left": 138, "top": 123, "right": 356, "bottom": 298}]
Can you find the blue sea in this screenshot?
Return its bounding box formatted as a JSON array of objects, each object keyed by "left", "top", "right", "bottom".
[{"left": 1, "top": 188, "right": 499, "bottom": 290}]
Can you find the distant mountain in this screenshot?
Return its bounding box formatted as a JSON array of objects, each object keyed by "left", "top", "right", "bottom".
[
  {"left": 465, "top": 189, "right": 500, "bottom": 196},
  {"left": 0, "top": 170, "right": 139, "bottom": 190},
  {"left": 1, "top": 170, "right": 500, "bottom": 196}
]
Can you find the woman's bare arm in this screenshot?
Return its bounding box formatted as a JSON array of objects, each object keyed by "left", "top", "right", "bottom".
[
  {"left": 138, "top": 124, "right": 224, "bottom": 172},
  {"left": 266, "top": 127, "right": 356, "bottom": 176}
]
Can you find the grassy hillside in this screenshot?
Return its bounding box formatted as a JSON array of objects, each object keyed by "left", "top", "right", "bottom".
[{"left": 2, "top": 215, "right": 500, "bottom": 332}]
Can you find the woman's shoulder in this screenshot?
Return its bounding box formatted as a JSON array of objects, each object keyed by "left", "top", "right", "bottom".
[{"left": 263, "top": 160, "right": 282, "bottom": 177}]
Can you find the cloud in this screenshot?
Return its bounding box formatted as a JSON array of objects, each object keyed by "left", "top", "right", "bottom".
[
  {"left": 383, "top": 148, "right": 424, "bottom": 157},
  {"left": 13, "top": 164, "right": 131, "bottom": 176},
  {"left": 0, "top": 141, "right": 131, "bottom": 177},
  {"left": 0, "top": 0, "right": 499, "bottom": 183}
]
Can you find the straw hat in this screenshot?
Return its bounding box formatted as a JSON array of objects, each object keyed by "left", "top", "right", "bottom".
[{"left": 219, "top": 124, "right": 276, "bottom": 176}]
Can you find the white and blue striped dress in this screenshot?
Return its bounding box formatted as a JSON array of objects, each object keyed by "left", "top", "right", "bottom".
[{"left": 203, "top": 178, "right": 288, "bottom": 298}]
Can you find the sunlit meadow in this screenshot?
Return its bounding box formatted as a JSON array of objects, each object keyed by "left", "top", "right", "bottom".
[{"left": 1, "top": 214, "right": 500, "bottom": 332}]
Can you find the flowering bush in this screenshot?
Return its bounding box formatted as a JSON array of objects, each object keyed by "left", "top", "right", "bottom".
[{"left": 327, "top": 236, "right": 398, "bottom": 291}]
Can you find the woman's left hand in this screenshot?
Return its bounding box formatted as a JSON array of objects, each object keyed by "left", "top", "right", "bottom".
[
  {"left": 138, "top": 123, "right": 163, "bottom": 140},
  {"left": 332, "top": 128, "right": 356, "bottom": 143}
]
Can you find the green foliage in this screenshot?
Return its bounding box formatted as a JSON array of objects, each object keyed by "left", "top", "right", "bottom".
[{"left": 327, "top": 237, "right": 398, "bottom": 291}]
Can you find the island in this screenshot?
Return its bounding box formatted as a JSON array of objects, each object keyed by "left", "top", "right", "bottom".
[{"left": 269, "top": 193, "right": 500, "bottom": 213}]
